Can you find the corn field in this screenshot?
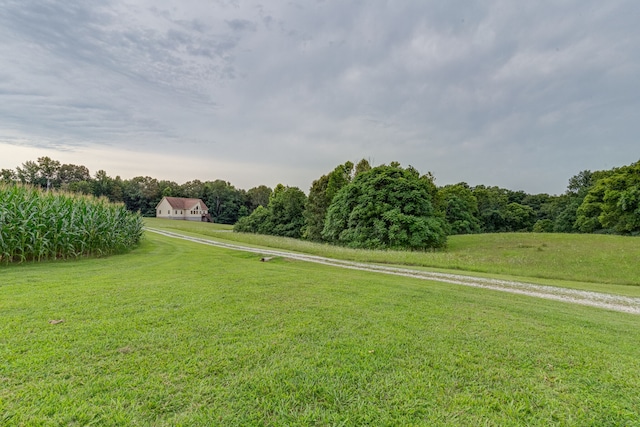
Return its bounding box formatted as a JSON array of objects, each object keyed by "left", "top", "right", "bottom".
[{"left": 0, "top": 184, "right": 144, "bottom": 263}]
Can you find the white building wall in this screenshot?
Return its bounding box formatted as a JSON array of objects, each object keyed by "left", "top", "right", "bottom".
[
  {"left": 156, "top": 198, "right": 174, "bottom": 219},
  {"left": 156, "top": 197, "right": 209, "bottom": 221}
]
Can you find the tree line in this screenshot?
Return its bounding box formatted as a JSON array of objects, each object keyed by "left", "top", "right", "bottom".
[
  {"left": 0, "top": 157, "right": 270, "bottom": 224},
  {"left": 3, "top": 156, "right": 639, "bottom": 248}
]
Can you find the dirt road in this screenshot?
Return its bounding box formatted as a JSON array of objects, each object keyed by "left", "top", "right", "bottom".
[{"left": 146, "top": 228, "right": 640, "bottom": 315}]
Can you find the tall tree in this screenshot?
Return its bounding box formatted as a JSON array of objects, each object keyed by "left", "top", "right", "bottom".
[
  {"left": 0, "top": 168, "right": 16, "bottom": 183},
  {"left": 472, "top": 185, "right": 510, "bottom": 232},
  {"left": 37, "top": 157, "right": 61, "bottom": 189},
  {"left": 234, "top": 184, "right": 307, "bottom": 238},
  {"left": 576, "top": 161, "right": 640, "bottom": 234},
  {"left": 203, "top": 180, "right": 246, "bottom": 224},
  {"left": 504, "top": 202, "right": 536, "bottom": 231},
  {"left": 16, "top": 161, "right": 42, "bottom": 187},
  {"left": 268, "top": 184, "right": 307, "bottom": 238},
  {"left": 303, "top": 174, "right": 330, "bottom": 241},
  {"left": 246, "top": 185, "right": 272, "bottom": 211},
  {"left": 304, "top": 161, "right": 356, "bottom": 241},
  {"left": 322, "top": 164, "right": 447, "bottom": 250},
  {"left": 599, "top": 161, "right": 640, "bottom": 234},
  {"left": 57, "top": 163, "right": 90, "bottom": 184},
  {"left": 122, "top": 176, "right": 162, "bottom": 216},
  {"left": 354, "top": 158, "right": 372, "bottom": 176},
  {"left": 439, "top": 183, "right": 480, "bottom": 234}
]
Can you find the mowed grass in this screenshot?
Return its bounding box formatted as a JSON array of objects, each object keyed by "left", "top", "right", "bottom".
[
  {"left": 1, "top": 231, "right": 640, "bottom": 426},
  {"left": 146, "top": 218, "right": 640, "bottom": 295}
]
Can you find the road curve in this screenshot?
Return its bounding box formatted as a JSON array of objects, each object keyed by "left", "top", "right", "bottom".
[{"left": 146, "top": 228, "right": 640, "bottom": 315}]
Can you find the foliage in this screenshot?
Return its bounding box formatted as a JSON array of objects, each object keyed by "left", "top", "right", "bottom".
[
  {"left": 233, "top": 205, "right": 271, "bottom": 234},
  {"left": 575, "top": 181, "right": 607, "bottom": 233},
  {"left": 0, "top": 168, "right": 17, "bottom": 183},
  {"left": 4, "top": 155, "right": 640, "bottom": 238},
  {"left": 576, "top": 161, "right": 640, "bottom": 234},
  {"left": 439, "top": 183, "right": 481, "bottom": 234},
  {"left": 246, "top": 185, "right": 272, "bottom": 211},
  {"left": 122, "top": 176, "right": 162, "bottom": 216},
  {"left": 303, "top": 173, "right": 330, "bottom": 241},
  {"left": 322, "top": 164, "right": 447, "bottom": 250},
  {"left": 303, "top": 161, "right": 356, "bottom": 241},
  {"left": 354, "top": 158, "right": 372, "bottom": 176},
  {"left": 266, "top": 184, "right": 307, "bottom": 238},
  {"left": 0, "top": 184, "right": 143, "bottom": 263},
  {"left": 472, "top": 185, "right": 510, "bottom": 233},
  {"left": 504, "top": 202, "right": 536, "bottom": 231},
  {"left": 234, "top": 185, "right": 307, "bottom": 238},
  {"left": 202, "top": 180, "right": 248, "bottom": 224},
  {"left": 532, "top": 218, "right": 554, "bottom": 233}
]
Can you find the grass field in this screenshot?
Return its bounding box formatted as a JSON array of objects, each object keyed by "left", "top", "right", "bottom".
[
  {"left": 147, "top": 218, "right": 640, "bottom": 296},
  {"left": 1, "top": 226, "right": 639, "bottom": 426}
]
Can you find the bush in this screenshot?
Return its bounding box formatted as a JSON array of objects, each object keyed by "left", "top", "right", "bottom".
[{"left": 533, "top": 219, "right": 554, "bottom": 233}]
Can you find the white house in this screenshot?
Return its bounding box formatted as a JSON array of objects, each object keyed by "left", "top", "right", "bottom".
[{"left": 156, "top": 197, "right": 212, "bottom": 222}]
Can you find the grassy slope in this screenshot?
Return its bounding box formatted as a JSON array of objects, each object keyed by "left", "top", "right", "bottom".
[
  {"left": 146, "top": 218, "right": 640, "bottom": 296},
  {"left": 1, "top": 231, "right": 639, "bottom": 426}
]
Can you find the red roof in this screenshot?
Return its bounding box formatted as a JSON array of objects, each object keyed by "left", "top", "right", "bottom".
[{"left": 162, "top": 197, "right": 208, "bottom": 211}]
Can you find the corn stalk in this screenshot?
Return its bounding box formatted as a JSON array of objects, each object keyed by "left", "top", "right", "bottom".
[{"left": 0, "top": 184, "right": 144, "bottom": 264}]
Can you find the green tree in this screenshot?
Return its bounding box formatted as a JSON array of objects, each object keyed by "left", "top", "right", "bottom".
[
  {"left": 203, "top": 180, "right": 246, "bottom": 224},
  {"left": 159, "top": 180, "right": 180, "bottom": 199},
  {"left": 564, "top": 169, "right": 616, "bottom": 233},
  {"left": 0, "top": 168, "right": 16, "bottom": 183},
  {"left": 504, "top": 202, "right": 536, "bottom": 231},
  {"left": 268, "top": 184, "right": 307, "bottom": 238},
  {"left": 16, "top": 161, "right": 42, "bottom": 187},
  {"left": 552, "top": 195, "right": 581, "bottom": 232},
  {"left": 303, "top": 174, "right": 330, "bottom": 241},
  {"left": 234, "top": 184, "right": 307, "bottom": 238},
  {"left": 57, "top": 164, "right": 90, "bottom": 185},
  {"left": 92, "top": 170, "right": 123, "bottom": 202},
  {"left": 576, "top": 161, "right": 640, "bottom": 234},
  {"left": 354, "top": 158, "right": 372, "bottom": 176},
  {"left": 473, "top": 185, "right": 509, "bottom": 232},
  {"left": 122, "top": 176, "right": 162, "bottom": 216},
  {"left": 439, "top": 183, "right": 480, "bottom": 234},
  {"left": 246, "top": 185, "right": 272, "bottom": 211},
  {"left": 322, "top": 164, "right": 447, "bottom": 250},
  {"left": 326, "top": 161, "right": 354, "bottom": 201},
  {"left": 303, "top": 161, "right": 356, "bottom": 241},
  {"left": 180, "top": 180, "right": 205, "bottom": 199},
  {"left": 234, "top": 205, "right": 271, "bottom": 233},
  {"left": 36, "top": 156, "right": 61, "bottom": 189}
]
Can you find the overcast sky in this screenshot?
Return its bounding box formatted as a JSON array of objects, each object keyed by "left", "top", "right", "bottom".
[{"left": 1, "top": 0, "right": 639, "bottom": 195}]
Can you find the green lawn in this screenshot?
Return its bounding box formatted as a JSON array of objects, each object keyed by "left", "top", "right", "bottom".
[
  {"left": 1, "top": 230, "right": 639, "bottom": 425},
  {"left": 146, "top": 218, "right": 640, "bottom": 296}
]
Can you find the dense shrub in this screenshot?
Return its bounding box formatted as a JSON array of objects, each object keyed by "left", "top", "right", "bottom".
[{"left": 0, "top": 184, "right": 144, "bottom": 263}]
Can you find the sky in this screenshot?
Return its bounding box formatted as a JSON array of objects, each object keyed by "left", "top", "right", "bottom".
[{"left": 1, "top": 0, "right": 639, "bottom": 195}]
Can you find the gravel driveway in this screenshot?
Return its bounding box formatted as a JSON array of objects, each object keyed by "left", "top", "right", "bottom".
[{"left": 147, "top": 228, "right": 640, "bottom": 315}]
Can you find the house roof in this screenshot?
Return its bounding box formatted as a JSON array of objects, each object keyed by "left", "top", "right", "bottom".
[{"left": 160, "top": 197, "right": 208, "bottom": 211}]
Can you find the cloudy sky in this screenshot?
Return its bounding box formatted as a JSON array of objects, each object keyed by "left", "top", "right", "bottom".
[{"left": 1, "top": 0, "right": 639, "bottom": 194}]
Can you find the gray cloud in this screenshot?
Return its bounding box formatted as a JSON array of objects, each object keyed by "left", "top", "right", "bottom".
[{"left": 1, "top": 0, "right": 639, "bottom": 193}]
